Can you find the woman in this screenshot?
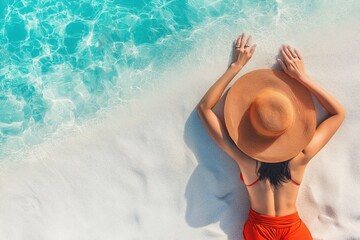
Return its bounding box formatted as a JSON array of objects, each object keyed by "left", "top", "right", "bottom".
[{"left": 196, "top": 33, "right": 346, "bottom": 239}]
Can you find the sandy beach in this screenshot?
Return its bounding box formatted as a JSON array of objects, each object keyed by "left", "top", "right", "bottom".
[{"left": 0, "top": 1, "right": 360, "bottom": 239}]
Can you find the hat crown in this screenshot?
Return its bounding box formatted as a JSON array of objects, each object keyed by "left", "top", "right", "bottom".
[{"left": 249, "top": 89, "right": 295, "bottom": 138}]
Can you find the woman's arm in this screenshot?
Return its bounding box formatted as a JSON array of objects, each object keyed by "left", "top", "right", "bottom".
[
  {"left": 196, "top": 33, "right": 256, "bottom": 166},
  {"left": 278, "top": 45, "right": 346, "bottom": 164},
  {"left": 197, "top": 65, "right": 242, "bottom": 110}
]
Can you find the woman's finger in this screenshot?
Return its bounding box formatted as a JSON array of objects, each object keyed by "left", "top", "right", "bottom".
[
  {"left": 287, "top": 46, "right": 298, "bottom": 59},
  {"left": 277, "top": 59, "right": 287, "bottom": 71},
  {"left": 240, "top": 32, "right": 246, "bottom": 49},
  {"left": 245, "top": 35, "right": 252, "bottom": 47},
  {"left": 236, "top": 37, "right": 241, "bottom": 47},
  {"left": 235, "top": 35, "right": 242, "bottom": 48},
  {"left": 294, "top": 48, "right": 302, "bottom": 60},
  {"left": 283, "top": 45, "right": 294, "bottom": 60},
  {"left": 281, "top": 47, "right": 291, "bottom": 63}
]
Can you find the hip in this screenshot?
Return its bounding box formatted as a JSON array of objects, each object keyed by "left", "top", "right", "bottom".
[{"left": 243, "top": 208, "right": 313, "bottom": 240}]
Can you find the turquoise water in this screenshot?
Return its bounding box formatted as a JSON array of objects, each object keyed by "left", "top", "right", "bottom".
[{"left": 0, "top": 0, "right": 352, "bottom": 160}]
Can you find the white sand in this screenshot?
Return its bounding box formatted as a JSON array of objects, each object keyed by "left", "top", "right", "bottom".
[{"left": 1, "top": 7, "right": 360, "bottom": 240}]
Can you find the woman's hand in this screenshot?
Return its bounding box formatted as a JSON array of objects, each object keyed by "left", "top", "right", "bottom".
[
  {"left": 277, "top": 45, "right": 308, "bottom": 81},
  {"left": 230, "top": 32, "right": 256, "bottom": 70}
]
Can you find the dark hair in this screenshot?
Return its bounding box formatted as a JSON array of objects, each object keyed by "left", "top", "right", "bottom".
[{"left": 256, "top": 159, "right": 292, "bottom": 189}]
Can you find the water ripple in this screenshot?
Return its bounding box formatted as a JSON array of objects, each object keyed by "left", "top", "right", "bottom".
[{"left": 0, "top": 0, "right": 343, "bottom": 160}]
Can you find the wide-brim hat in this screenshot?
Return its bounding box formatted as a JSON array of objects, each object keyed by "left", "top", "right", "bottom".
[{"left": 224, "top": 69, "right": 316, "bottom": 163}]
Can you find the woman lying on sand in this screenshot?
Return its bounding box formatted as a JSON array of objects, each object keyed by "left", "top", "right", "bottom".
[{"left": 197, "top": 32, "right": 345, "bottom": 239}]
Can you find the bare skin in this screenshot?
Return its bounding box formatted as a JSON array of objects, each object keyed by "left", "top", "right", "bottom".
[{"left": 197, "top": 33, "right": 346, "bottom": 217}]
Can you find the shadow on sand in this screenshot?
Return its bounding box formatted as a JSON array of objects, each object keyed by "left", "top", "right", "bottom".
[{"left": 183, "top": 91, "right": 250, "bottom": 239}]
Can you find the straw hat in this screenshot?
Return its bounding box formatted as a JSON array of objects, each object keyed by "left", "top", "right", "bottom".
[{"left": 224, "top": 69, "right": 316, "bottom": 163}]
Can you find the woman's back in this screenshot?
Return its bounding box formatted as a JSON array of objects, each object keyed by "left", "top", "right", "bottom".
[{"left": 238, "top": 152, "right": 308, "bottom": 217}]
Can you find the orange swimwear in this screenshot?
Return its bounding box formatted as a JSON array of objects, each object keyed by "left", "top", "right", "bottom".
[
  {"left": 240, "top": 173, "right": 313, "bottom": 239},
  {"left": 243, "top": 208, "right": 313, "bottom": 240}
]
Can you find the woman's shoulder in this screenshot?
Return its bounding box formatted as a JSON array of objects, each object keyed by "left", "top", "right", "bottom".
[
  {"left": 289, "top": 152, "right": 309, "bottom": 169},
  {"left": 288, "top": 153, "right": 309, "bottom": 184}
]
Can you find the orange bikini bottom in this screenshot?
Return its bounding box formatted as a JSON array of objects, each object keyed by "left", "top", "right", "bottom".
[{"left": 243, "top": 208, "right": 313, "bottom": 240}]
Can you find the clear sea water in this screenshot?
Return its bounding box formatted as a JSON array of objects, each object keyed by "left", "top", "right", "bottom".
[{"left": 0, "top": 0, "right": 357, "bottom": 160}]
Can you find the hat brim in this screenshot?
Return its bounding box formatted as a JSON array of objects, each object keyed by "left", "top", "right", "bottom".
[{"left": 224, "top": 69, "right": 316, "bottom": 163}]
